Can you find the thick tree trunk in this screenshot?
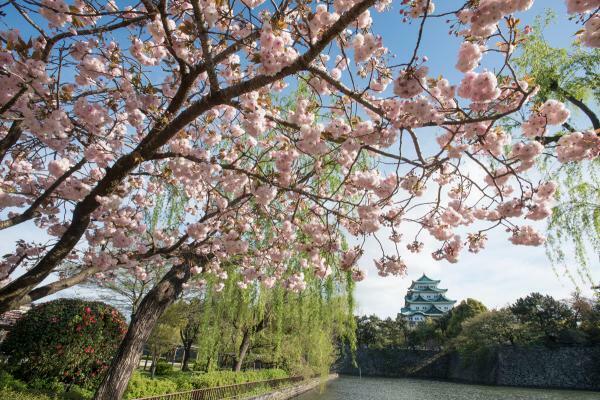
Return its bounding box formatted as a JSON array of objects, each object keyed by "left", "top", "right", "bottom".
[
  {"left": 233, "top": 329, "right": 251, "bottom": 372},
  {"left": 93, "top": 262, "right": 193, "bottom": 400},
  {"left": 181, "top": 341, "right": 192, "bottom": 371}
]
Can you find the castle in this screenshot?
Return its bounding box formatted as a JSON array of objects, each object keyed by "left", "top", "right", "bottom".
[{"left": 400, "top": 274, "right": 456, "bottom": 326}]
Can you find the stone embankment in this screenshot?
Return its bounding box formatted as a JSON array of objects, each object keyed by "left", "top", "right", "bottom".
[
  {"left": 337, "top": 346, "right": 600, "bottom": 391},
  {"left": 246, "top": 374, "right": 338, "bottom": 400}
]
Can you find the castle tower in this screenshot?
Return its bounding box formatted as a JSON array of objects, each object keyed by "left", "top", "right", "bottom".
[{"left": 400, "top": 274, "right": 456, "bottom": 326}]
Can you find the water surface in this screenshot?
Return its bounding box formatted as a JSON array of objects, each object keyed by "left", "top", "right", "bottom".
[{"left": 296, "top": 376, "right": 600, "bottom": 400}]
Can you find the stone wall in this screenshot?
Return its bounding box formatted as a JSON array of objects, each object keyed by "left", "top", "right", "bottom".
[
  {"left": 336, "top": 346, "right": 600, "bottom": 391},
  {"left": 246, "top": 374, "right": 338, "bottom": 400}
]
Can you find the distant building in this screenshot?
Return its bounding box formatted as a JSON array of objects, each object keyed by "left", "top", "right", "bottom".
[{"left": 400, "top": 274, "right": 456, "bottom": 326}]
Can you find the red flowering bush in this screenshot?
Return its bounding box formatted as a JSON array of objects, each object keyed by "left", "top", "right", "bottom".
[{"left": 0, "top": 299, "right": 127, "bottom": 389}]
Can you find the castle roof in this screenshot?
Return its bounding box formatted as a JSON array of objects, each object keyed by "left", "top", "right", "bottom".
[
  {"left": 408, "top": 287, "right": 447, "bottom": 293},
  {"left": 408, "top": 274, "right": 440, "bottom": 289},
  {"left": 400, "top": 304, "right": 447, "bottom": 317},
  {"left": 415, "top": 274, "right": 439, "bottom": 283},
  {"left": 404, "top": 294, "right": 456, "bottom": 304}
]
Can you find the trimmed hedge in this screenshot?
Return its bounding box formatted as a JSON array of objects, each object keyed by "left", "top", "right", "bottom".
[
  {"left": 0, "top": 389, "right": 52, "bottom": 400},
  {"left": 124, "top": 369, "right": 289, "bottom": 399},
  {"left": 0, "top": 370, "right": 92, "bottom": 399},
  {"left": 1, "top": 299, "right": 127, "bottom": 389}
]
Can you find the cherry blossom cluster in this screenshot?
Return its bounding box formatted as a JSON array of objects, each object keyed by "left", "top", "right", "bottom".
[
  {"left": 456, "top": 42, "right": 485, "bottom": 73},
  {"left": 522, "top": 100, "right": 571, "bottom": 138},
  {"left": 457, "top": 71, "right": 501, "bottom": 102},
  {"left": 0, "top": 0, "right": 595, "bottom": 314},
  {"left": 556, "top": 130, "right": 600, "bottom": 162},
  {"left": 458, "top": 0, "right": 534, "bottom": 38},
  {"left": 508, "top": 225, "right": 546, "bottom": 246},
  {"left": 259, "top": 23, "right": 298, "bottom": 76},
  {"left": 374, "top": 256, "right": 407, "bottom": 277},
  {"left": 393, "top": 66, "right": 428, "bottom": 98}
]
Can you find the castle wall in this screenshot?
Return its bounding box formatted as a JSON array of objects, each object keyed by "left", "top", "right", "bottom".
[{"left": 336, "top": 345, "right": 600, "bottom": 391}]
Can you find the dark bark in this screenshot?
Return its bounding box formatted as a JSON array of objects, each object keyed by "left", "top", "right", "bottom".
[
  {"left": 0, "top": 0, "right": 377, "bottom": 316},
  {"left": 150, "top": 353, "right": 158, "bottom": 378},
  {"left": 181, "top": 339, "right": 196, "bottom": 371},
  {"left": 233, "top": 329, "right": 251, "bottom": 372},
  {"left": 181, "top": 343, "right": 191, "bottom": 371},
  {"left": 0, "top": 121, "right": 23, "bottom": 164},
  {"left": 232, "top": 314, "right": 269, "bottom": 372},
  {"left": 180, "top": 309, "right": 201, "bottom": 371},
  {"left": 550, "top": 80, "right": 600, "bottom": 131},
  {"left": 93, "top": 261, "right": 193, "bottom": 400}
]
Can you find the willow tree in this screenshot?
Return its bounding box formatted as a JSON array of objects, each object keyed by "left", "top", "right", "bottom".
[
  {"left": 511, "top": 12, "right": 600, "bottom": 285},
  {"left": 190, "top": 257, "right": 355, "bottom": 375},
  {"left": 0, "top": 1, "right": 598, "bottom": 399}
]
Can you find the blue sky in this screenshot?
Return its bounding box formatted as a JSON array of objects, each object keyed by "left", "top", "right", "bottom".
[
  {"left": 0, "top": 1, "right": 597, "bottom": 316},
  {"left": 352, "top": 1, "right": 600, "bottom": 317}
]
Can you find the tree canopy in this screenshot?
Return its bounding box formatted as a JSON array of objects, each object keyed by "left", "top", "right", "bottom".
[{"left": 0, "top": 1, "right": 598, "bottom": 398}]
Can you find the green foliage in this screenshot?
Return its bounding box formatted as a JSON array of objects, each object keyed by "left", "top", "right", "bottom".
[
  {"left": 0, "top": 299, "right": 127, "bottom": 389},
  {"left": 573, "top": 292, "right": 600, "bottom": 343},
  {"left": 511, "top": 11, "right": 600, "bottom": 283},
  {"left": 123, "top": 369, "right": 288, "bottom": 400},
  {"left": 0, "top": 369, "right": 28, "bottom": 392},
  {"left": 509, "top": 293, "right": 576, "bottom": 341},
  {"left": 191, "top": 260, "right": 354, "bottom": 376},
  {"left": 0, "top": 370, "right": 91, "bottom": 400},
  {"left": 441, "top": 298, "right": 488, "bottom": 339},
  {"left": 450, "top": 293, "right": 599, "bottom": 354},
  {"left": 406, "top": 319, "right": 444, "bottom": 349},
  {"left": 123, "top": 372, "right": 179, "bottom": 400},
  {"left": 545, "top": 159, "right": 600, "bottom": 284},
  {"left": 355, "top": 314, "right": 408, "bottom": 349},
  {"left": 154, "top": 361, "right": 174, "bottom": 376},
  {"left": 452, "top": 310, "right": 534, "bottom": 354},
  {"left": 0, "top": 389, "right": 53, "bottom": 400},
  {"left": 514, "top": 12, "right": 600, "bottom": 104}
]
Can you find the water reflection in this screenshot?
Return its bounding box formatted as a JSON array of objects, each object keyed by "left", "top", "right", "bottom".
[{"left": 296, "top": 376, "right": 600, "bottom": 400}]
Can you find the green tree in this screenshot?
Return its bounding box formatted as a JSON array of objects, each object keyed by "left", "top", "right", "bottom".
[
  {"left": 443, "top": 299, "right": 488, "bottom": 339},
  {"left": 452, "top": 309, "right": 532, "bottom": 353},
  {"left": 512, "top": 12, "right": 600, "bottom": 283},
  {"left": 164, "top": 299, "right": 204, "bottom": 371},
  {"left": 146, "top": 307, "right": 181, "bottom": 378},
  {"left": 406, "top": 319, "right": 444, "bottom": 350},
  {"left": 509, "top": 292, "right": 575, "bottom": 341},
  {"left": 568, "top": 291, "right": 600, "bottom": 344},
  {"left": 355, "top": 314, "right": 407, "bottom": 349}
]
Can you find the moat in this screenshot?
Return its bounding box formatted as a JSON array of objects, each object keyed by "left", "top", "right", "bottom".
[{"left": 296, "top": 376, "right": 600, "bottom": 400}]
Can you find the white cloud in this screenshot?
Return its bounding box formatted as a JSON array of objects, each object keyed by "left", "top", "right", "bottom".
[{"left": 353, "top": 225, "right": 599, "bottom": 318}]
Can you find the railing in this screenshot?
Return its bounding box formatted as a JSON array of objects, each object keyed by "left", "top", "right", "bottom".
[{"left": 133, "top": 375, "right": 306, "bottom": 400}]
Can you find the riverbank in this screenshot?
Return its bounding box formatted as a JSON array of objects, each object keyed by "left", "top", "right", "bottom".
[
  {"left": 336, "top": 345, "right": 600, "bottom": 391},
  {"left": 246, "top": 374, "right": 338, "bottom": 400}
]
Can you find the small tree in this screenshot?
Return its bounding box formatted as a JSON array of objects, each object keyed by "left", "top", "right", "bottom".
[
  {"left": 146, "top": 307, "right": 181, "bottom": 378},
  {"left": 443, "top": 299, "right": 488, "bottom": 338},
  {"left": 0, "top": 299, "right": 127, "bottom": 389}
]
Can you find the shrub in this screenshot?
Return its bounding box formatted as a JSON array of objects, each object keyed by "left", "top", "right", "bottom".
[
  {"left": 0, "top": 389, "right": 52, "bottom": 400},
  {"left": 154, "top": 361, "right": 173, "bottom": 376},
  {"left": 0, "top": 298, "right": 127, "bottom": 389},
  {"left": 124, "top": 372, "right": 179, "bottom": 400},
  {"left": 0, "top": 369, "right": 28, "bottom": 391},
  {"left": 123, "top": 369, "right": 289, "bottom": 399}
]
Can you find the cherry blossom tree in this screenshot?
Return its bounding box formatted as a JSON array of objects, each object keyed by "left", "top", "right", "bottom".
[{"left": 0, "top": 0, "right": 598, "bottom": 398}]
